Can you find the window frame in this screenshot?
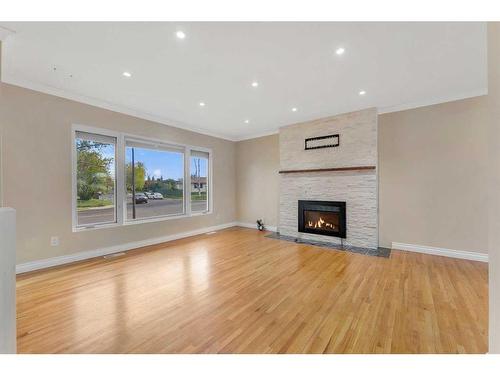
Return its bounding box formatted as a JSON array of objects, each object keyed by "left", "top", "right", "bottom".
[
  {"left": 190, "top": 149, "right": 211, "bottom": 215},
  {"left": 124, "top": 136, "right": 186, "bottom": 222},
  {"left": 71, "top": 124, "right": 213, "bottom": 232}
]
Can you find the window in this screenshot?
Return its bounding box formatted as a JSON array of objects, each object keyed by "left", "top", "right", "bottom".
[
  {"left": 75, "top": 131, "right": 117, "bottom": 228},
  {"left": 72, "top": 126, "right": 212, "bottom": 230},
  {"left": 190, "top": 150, "right": 209, "bottom": 213},
  {"left": 126, "top": 140, "right": 185, "bottom": 220}
]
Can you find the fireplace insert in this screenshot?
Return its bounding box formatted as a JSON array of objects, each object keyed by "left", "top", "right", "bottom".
[{"left": 298, "top": 200, "right": 346, "bottom": 238}]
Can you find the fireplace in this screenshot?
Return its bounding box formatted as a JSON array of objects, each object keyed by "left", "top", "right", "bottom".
[{"left": 298, "top": 200, "right": 346, "bottom": 238}]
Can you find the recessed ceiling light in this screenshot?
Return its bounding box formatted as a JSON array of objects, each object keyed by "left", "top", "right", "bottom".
[
  {"left": 122, "top": 71, "right": 132, "bottom": 78},
  {"left": 292, "top": 107, "right": 298, "bottom": 112},
  {"left": 359, "top": 90, "right": 366, "bottom": 96},
  {"left": 251, "top": 81, "right": 259, "bottom": 88},
  {"left": 244, "top": 119, "right": 250, "bottom": 124},
  {"left": 176, "top": 31, "right": 186, "bottom": 39},
  {"left": 199, "top": 102, "right": 206, "bottom": 107},
  {"left": 335, "top": 47, "right": 345, "bottom": 55}
]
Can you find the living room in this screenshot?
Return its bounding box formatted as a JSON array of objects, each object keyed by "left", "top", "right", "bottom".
[{"left": 1, "top": 1, "right": 500, "bottom": 372}]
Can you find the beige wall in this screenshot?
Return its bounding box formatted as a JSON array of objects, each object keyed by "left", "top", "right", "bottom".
[
  {"left": 235, "top": 134, "right": 279, "bottom": 228},
  {"left": 0, "top": 83, "right": 236, "bottom": 264},
  {"left": 487, "top": 22, "right": 500, "bottom": 354},
  {"left": 378, "top": 97, "right": 489, "bottom": 252},
  {"left": 235, "top": 99, "right": 490, "bottom": 255}
]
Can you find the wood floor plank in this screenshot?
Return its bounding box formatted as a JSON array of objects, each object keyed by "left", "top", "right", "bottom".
[{"left": 16, "top": 227, "right": 488, "bottom": 353}]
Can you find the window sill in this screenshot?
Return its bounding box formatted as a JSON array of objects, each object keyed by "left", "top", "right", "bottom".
[
  {"left": 190, "top": 211, "right": 212, "bottom": 217},
  {"left": 73, "top": 222, "right": 121, "bottom": 233},
  {"left": 124, "top": 210, "right": 213, "bottom": 226},
  {"left": 72, "top": 210, "right": 213, "bottom": 232}
]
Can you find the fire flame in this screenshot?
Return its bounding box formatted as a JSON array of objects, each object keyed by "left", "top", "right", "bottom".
[{"left": 307, "top": 217, "right": 335, "bottom": 230}]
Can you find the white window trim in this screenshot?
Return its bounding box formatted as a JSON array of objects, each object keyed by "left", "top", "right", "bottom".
[
  {"left": 123, "top": 136, "right": 187, "bottom": 222},
  {"left": 71, "top": 124, "right": 213, "bottom": 232},
  {"left": 190, "top": 147, "right": 213, "bottom": 215}
]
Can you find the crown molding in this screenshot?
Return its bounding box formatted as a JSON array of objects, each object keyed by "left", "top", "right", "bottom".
[
  {"left": 0, "top": 26, "right": 15, "bottom": 41},
  {"left": 235, "top": 88, "right": 488, "bottom": 141},
  {"left": 2, "top": 72, "right": 279, "bottom": 143},
  {"left": 1, "top": 72, "right": 487, "bottom": 143},
  {"left": 234, "top": 129, "right": 280, "bottom": 142},
  {"left": 378, "top": 88, "right": 488, "bottom": 114},
  {"left": 1, "top": 74, "right": 239, "bottom": 142}
]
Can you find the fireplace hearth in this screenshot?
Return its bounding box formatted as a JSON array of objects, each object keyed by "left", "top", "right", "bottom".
[{"left": 298, "top": 200, "right": 346, "bottom": 238}]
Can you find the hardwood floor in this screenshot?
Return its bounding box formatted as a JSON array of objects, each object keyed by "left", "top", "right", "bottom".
[{"left": 16, "top": 227, "right": 488, "bottom": 353}]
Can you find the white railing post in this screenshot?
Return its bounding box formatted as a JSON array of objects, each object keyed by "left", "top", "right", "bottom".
[{"left": 0, "top": 207, "right": 16, "bottom": 354}]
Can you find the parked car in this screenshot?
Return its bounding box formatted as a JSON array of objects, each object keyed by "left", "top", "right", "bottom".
[
  {"left": 153, "top": 192, "right": 164, "bottom": 199},
  {"left": 145, "top": 192, "right": 155, "bottom": 199},
  {"left": 135, "top": 193, "right": 148, "bottom": 204}
]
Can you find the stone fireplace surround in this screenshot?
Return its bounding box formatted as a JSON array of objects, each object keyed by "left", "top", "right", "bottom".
[{"left": 278, "top": 108, "right": 378, "bottom": 249}]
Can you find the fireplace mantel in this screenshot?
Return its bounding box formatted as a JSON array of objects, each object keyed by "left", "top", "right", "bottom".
[{"left": 279, "top": 166, "right": 376, "bottom": 174}]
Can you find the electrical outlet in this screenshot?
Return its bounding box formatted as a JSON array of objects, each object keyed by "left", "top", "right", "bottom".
[{"left": 50, "top": 236, "right": 59, "bottom": 247}]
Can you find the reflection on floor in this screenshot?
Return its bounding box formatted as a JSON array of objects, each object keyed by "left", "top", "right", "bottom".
[{"left": 16, "top": 227, "right": 488, "bottom": 353}]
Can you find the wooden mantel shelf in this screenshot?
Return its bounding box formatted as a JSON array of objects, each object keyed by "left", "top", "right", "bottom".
[{"left": 278, "top": 166, "right": 376, "bottom": 174}]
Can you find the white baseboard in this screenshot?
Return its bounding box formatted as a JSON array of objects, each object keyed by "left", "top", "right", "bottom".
[
  {"left": 392, "top": 242, "right": 488, "bottom": 262},
  {"left": 235, "top": 221, "right": 278, "bottom": 233},
  {"left": 16, "top": 222, "right": 238, "bottom": 274}
]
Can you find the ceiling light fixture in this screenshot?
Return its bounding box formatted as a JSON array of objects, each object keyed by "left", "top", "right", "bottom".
[
  {"left": 199, "top": 102, "right": 206, "bottom": 107},
  {"left": 251, "top": 81, "right": 259, "bottom": 88},
  {"left": 359, "top": 90, "right": 366, "bottom": 96},
  {"left": 244, "top": 119, "right": 250, "bottom": 124},
  {"left": 122, "top": 71, "right": 132, "bottom": 78},
  {"left": 176, "top": 31, "right": 186, "bottom": 39},
  {"left": 335, "top": 47, "right": 345, "bottom": 55},
  {"left": 292, "top": 107, "right": 298, "bottom": 112}
]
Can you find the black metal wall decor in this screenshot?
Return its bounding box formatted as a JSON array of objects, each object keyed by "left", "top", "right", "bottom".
[{"left": 304, "top": 134, "right": 340, "bottom": 150}]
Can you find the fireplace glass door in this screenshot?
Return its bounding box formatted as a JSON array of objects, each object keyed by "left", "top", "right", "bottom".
[
  {"left": 303, "top": 210, "right": 340, "bottom": 234},
  {"left": 298, "top": 200, "right": 346, "bottom": 238}
]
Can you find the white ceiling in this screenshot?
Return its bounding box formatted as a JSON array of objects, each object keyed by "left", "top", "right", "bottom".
[{"left": 0, "top": 22, "right": 487, "bottom": 141}]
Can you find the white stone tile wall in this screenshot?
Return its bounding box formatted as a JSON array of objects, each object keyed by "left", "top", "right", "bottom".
[
  {"left": 279, "top": 108, "right": 378, "bottom": 249},
  {"left": 280, "top": 108, "right": 377, "bottom": 171}
]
